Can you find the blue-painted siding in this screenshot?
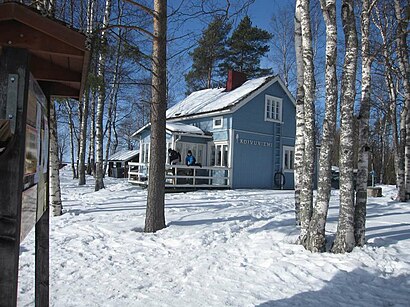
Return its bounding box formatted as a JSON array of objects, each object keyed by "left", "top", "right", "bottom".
[
  {"left": 232, "top": 131, "right": 274, "bottom": 189},
  {"left": 231, "top": 81, "right": 296, "bottom": 189},
  {"left": 135, "top": 79, "right": 296, "bottom": 190}
]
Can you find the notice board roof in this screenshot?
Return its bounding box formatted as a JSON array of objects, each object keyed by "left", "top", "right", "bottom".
[{"left": 0, "top": 2, "right": 89, "bottom": 99}]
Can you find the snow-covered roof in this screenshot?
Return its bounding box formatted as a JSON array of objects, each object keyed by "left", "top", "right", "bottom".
[
  {"left": 108, "top": 150, "right": 139, "bottom": 162},
  {"left": 132, "top": 122, "right": 206, "bottom": 138},
  {"left": 165, "top": 122, "right": 205, "bottom": 135},
  {"left": 166, "top": 75, "right": 277, "bottom": 119},
  {"left": 131, "top": 75, "right": 295, "bottom": 138}
]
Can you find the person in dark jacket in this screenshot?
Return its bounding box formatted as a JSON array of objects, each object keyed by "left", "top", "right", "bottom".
[
  {"left": 168, "top": 148, "right": 181, "bottom": 165},
  {"left": 185, "top": 150, "right": 196, "bottom": 166}
]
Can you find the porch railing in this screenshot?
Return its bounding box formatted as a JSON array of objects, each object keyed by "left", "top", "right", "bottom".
[{"left": 128, "top": 162, "right": 231, "bottom": 189}]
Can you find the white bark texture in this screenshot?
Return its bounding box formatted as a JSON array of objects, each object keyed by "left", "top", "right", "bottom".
[
  {"left": 354, "top": 0, "right": 372, "bottom": 247},
  {"left": 95, "top": 0, "right": 112, "bottom": 191},
  {"left": 298, "top": 0, "right": 316, "bottom": 244},
  {"left": 394, "top": 0, "right": 410, "bottom": 200},
  {"left": 383, "top": 40, "right": 405, "bottom": 201},
  {"left": 79, "top": 0, "right": 94, "bottom": 186},
  {"left": 144, "top": 0, "right": 167, "bottom": 233},
  {"left": 104, "top": 26, "right": 123, "bottom": 175},
  {"left": 332, "top": 0, "right": 358, "bottom": 254},
  {"left": 78, "top": 91, "right": 89, "bottom": 185},
  {"left": 65, "top": 100, "right": 77, "bottom": 179},
  {"left": 49, "top": 101, "right": 62, "bottom": 216},
  {"left": 294, "top": 0, "right": 305, "bottom": 226},
  {"left": 305, "top": 0, "right": 338, "bottom": 252},
  {"left": 374, "top": 2, "right": 406, "bottom": 201}
]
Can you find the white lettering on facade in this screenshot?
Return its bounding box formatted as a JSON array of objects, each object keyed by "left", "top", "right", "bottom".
[{"left": 238, "top": 138, "right": 272, "bottom": 148}]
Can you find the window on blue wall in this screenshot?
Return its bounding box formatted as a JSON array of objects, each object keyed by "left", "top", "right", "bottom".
[
  {"left": 265, "top": 95, "right": 282, "bottom": 122},
  {"left": 283, "top": 146, "right": 295, "bottom": 172},
  {"left": 213, "top": 117, "right": 223, "bottom": 129},
  {"left": 141, "top": 143, "right": 150, "bottom": 163},
  {"left": 209, "top": 142, "right": 229, "bottom": 167}
]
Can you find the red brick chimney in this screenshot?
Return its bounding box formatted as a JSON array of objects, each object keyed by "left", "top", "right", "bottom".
[{"left": 226, "top": 70, "right": 247, "bottom": 91}]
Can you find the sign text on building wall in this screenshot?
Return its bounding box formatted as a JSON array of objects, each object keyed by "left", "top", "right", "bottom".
[{"left": 236, "top": 134, "right": 273, "bottom": 147}]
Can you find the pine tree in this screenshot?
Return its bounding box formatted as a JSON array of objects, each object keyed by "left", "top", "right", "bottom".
[
  {"left": 185, "top": 16, "right": 231, "bottom": 93},
  {"left": 220, "top": 16, "right": 272, "bottom": 78}
]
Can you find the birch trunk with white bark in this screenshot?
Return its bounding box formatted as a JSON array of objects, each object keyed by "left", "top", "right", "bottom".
[
  {"left": 354, "top": 0, "right": 372, "bottom": 247},
  {"left": 394, "top": 0, "right": 410, "bottom": 200},
  {"left": 385, "top": 53, "right": 405, "bottom": 201},
  {"left": 65, "top": 100, "right": 77, "bottom": 179},
  {"left": 298, "top": 0, "right": 316, "bottom": 244},
  {"left": 294, "top": 0, "right": 305, "bottom": 226},
  {"left": 305, "top": 0, "right": 337, "bottom": 252},
  {"left": 49, "top": 101, "right": 62, "bottom": 216},
  {"left": 94, "top": 0, "right": 112, "bottom": 191},
  {"left": 104, "top": 26, "right": 123, "bottom": 175},
  {"left": 332, "top": 0, "right": 358, "bottom": 253},
  {"left": 374, "top": 7, "right": 406, "bottom": 201},
  {"left": 78, "top": 0, "right": 94, "bottom": 186},
  {"left": 88, "top": 91, "right": 96, "bottom": 176}
]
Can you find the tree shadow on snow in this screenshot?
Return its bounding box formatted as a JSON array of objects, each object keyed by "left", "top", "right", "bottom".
[
  {"left": 366, "top": 223, "right": 410, "bottom": 247},
  {"left": 256, "top": 268, "right": 409, "bottom": 307},
  {"left": 167, "top": 215, "right": 273, "bottom": 227}
]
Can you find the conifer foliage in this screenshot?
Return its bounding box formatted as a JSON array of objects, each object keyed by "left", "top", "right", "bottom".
[
  {"left": 220, "top": 16, "right": 272, "bottom": 78},
  {"left": 185, "top": 16, "right": 231, "bottom": 93}
]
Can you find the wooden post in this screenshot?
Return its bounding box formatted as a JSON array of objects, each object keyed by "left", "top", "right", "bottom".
[
  {"left": 35, "top": 92, "right": 50, "bottom": 307},
  {"left": 35, "top": 208, "right": 49, "bottom": 306},
  {"left": 0, "top": 47, "right": 30, "bottom": 307}
]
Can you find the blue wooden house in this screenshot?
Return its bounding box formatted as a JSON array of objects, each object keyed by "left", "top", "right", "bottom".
[{"left": 130, "top": 71, "right": 296, "bottom": 189}]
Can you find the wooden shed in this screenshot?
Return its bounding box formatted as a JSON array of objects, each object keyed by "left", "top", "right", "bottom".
[{"left": 108, "top": 150, "right": 139, "bottom": 178}]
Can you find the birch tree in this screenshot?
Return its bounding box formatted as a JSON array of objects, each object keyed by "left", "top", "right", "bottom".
[
  {"left": 298, "top": 0, "right": 316, "bottom": 244},
  {"left": 394, "top": 0, "right": 410, "bottom": 200},
  {"left": 104, "top": 9, "right": 124, "bottom": 175},
  {"left": 332, "top": 0, "right": 358, "bottom": 253},
  {"left": 294, "top": 0, "right": 304, "bottom": 226},
  {"left": 354, "top": 0, "right": 375, "bottom": 247},
  {"left": 305, "top": 0, "right": 338, "bottom": 252},
  {"left": 373, "top": 2, "right": 406, "bottom": 201},
  {"left": 88, "top": 91, "right": 96, "bottom": 176},
  {"left": 49, "top": 101, "right": 62, "bottom": 216},
  {"left": 95, "top": 0, "right": 112, "bottom": 191},
  {"left": 79, "top": 0, "right": 95, "bottom": 186},
  {"left": 270, "top": 6, "right": 296, "bottom": 89},
  {"left": 63, "top": 100, "right": 78, "bottom": 179}
]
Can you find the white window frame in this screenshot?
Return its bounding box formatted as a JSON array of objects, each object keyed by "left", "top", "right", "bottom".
[
  {"left": 140, "top": 142, "right": 150, "bottom": 163},
  {"left": 213, "top": 116, "right": 223, "bottom": 129},
  {"left": 283, "top": 146, "right": 295, "bottom": 172},
  {"left": 265, "top": 95, "right": 282, "bottom": 123},
  {"left": 209, "top": 141, "right": 229, "bottom": 167}
]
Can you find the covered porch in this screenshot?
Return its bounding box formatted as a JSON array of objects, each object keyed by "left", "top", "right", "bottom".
[{"left": 130, "top": 122, "right": 231, "bottom": 189}]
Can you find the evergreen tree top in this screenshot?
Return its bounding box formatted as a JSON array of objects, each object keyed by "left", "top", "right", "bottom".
[{"left": 221, "top": 15, "right": 273, "bottom": 78}]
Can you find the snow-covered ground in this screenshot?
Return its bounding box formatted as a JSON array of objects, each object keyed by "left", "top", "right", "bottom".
[{"left": 18, "top": 168, "right": 410, "bottom": 306}]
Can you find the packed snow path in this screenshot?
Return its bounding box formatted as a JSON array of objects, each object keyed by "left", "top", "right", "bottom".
[{"left": 18, "top": 169, "right": 410, "bottom": 306}]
